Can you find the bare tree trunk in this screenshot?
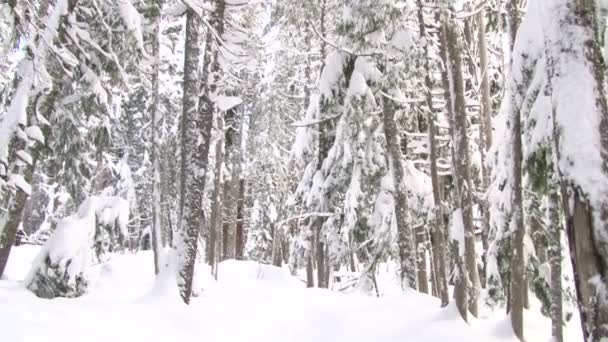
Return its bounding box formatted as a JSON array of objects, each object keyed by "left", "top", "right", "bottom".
[
  {"left": 178, "top": 8, "right": 205, "bottom": 303},
  {"left": 209, "top": 116, "right": 224, "bottom": 275},
  {"left": 417, "top": 0, "right": 449, "bottom": 306},
  {"left": 315, "top": 224, "right": 326, "bottom": 288},
  {"left": 505, "top": 0, "right": 525, "bottom": 337},
  {"left": 222, "top": 106, "right": 241, "bottom": 261},
  {"left": 445, "top": 12, "right": 480, "bottom": 318},
  {"left": 416, "top": 225, "right": 429, "bottom": 294},
  {"left": 439, "top": 10, "right": 466, "bottom": 319},
  {"left": 271, "top": 223, "right": 283, "bottom": 267},
  {"left": 179, "top": 0, "right": 225, "bottom": 300},
  {"left": 150, "top": 0, "right": 163, "bottom": 275},
  {"left": 306, "top": 253, "right": 314, "bottom": 287},
  {"left": 548, "top": 185, "right": 563, "bottom": 342},
  {"left": 509, "top": 102, "right": 525, "bottom": 342},
  {"left": 235, "top": 179, "right": 245, "bottom": 259},
  {"left": 477, "top": 10, "right": 493, "bottom": 289},
  {"left": 383, "top": 97, "right": 417, "bottom": 290}
]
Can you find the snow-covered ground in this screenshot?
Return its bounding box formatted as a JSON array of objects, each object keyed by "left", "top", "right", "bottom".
[{"left": 1, "top": 246, "right": 582, "bottom": 342}]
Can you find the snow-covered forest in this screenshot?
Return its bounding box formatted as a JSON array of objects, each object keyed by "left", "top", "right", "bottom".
[{"left": 0, "top": 0, "right": 607, "bottom": 341}]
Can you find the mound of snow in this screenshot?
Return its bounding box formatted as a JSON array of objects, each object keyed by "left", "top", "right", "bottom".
[
  {"left": 216, "top": 260, "right": 303, "bottom": 290},
  {"left": 1, "top": 245, "right": 41, "bottom": 281}
]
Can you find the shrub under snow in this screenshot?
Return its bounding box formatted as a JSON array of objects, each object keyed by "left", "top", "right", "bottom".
[{"left": 25, "top": 196, "right": 129, "bottom": 298}]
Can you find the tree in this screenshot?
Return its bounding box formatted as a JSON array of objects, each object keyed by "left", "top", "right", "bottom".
[
  {"left": 177, "top": 5, "right": 205, "bottom": 304},
  {"left": 544, "top": 0, "right": 608, "bottom": 339},
  {"left": 441, "top": 4, "right": 480, "bottom": 319}
]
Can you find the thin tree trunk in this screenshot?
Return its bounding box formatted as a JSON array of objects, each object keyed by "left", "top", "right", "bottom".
[
  {"left": 315, "top": 224, "right": 326, "bottom": 288},
  {"left": 548, "top": 184, "right": 563, "bottom": 342},
  {"left": 509, "top": 113, "right": 525, "bottom": 341},
  {"left": 417, "top": 0, "right": 449, "bottom": 306},
  {"left": 150, "top": 0, "right": 163, "bottom": 275},
  {"left": 178, "top": 7, "right": 208, "bottom": 304},
  {"left": 306, "top": 253, "right": 314, "bottom": 287},
  {"left": 209, "top": 117, "right": 224, "bottom": 275},
  {"left": 383, "top": 97, "right": 417, "bottom": 290},
  {"left": 416, "top": 225, "right": 429, "bottom": 294},
  {"left": 438, "top": 12, "right": 467, "bottom": 319},
  {"left": 445, "top": 12, "right": 480, "bottom": 318},
  {"left": 271, "top": 223, "right": 283, "bottom": 267},
  {"left": 506, "top": 0, "right": 525, "bottom": 336},
  {"left": 235, "top": 179, "right": 245, "bottom": 259},
  {"left": 222, "top": 106, "right": 240, "bottom": 260},
  {"left": 477, "top": 10, "right": 493, "bottom": 289}
]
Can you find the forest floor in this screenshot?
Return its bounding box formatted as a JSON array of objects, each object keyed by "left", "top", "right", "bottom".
[{"left": 0, "top": 245, "right": 582, "bottom": 342}]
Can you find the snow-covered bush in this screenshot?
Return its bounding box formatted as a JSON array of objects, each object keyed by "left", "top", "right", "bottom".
[{"left": 25, "top": 196, "right": 129, "bottom": 298}]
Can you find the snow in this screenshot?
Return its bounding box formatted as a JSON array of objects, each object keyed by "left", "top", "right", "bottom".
[
  {"left": 541, "top": 0, "right": 608, "bottom": 243},
  {"left": 16, "top": 150, "right": 32, "bottom": 165},
  {"left": 0, "top": 0, "right": 68, "bottom": 165},
  {"left": 319, "top": 51, "right": 346, "bottom": 98},
  {"left": 117, "top": 0, "right": 146, "bottom": 54},
  {"left": 451, "top": 209, "right": 465, "bottom": 256},
  {"left": 0, "top": 246, "right": 583, "bottom": 342},
  {"left": 25, "top": 195, "right": 129, "bottom": 297},
  {"left": 25, "top": 125, "right": 45, "bottom": 143},
  {"left": 214, "top": 95, "right": 243, "bottom": 111},
  {"left": 8, "top": 174, "right": 32, "bottom": 195},
  {"left": 347, "top": 71, "right": 368, "bottom": 97}
]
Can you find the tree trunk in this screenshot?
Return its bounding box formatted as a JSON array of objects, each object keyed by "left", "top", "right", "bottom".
[
  {"left": 271, "top": 223, "right": 283, "bottom": 267},
  {"left": 234, "top": 179, "right": 245, "bottom": 259},
  {"left": 477, "top": 10, "right": 493, "bottom": 289},
  {"left": 306, "top": 253, "right": 314, "bottom": 287},
  {"left": 509, "top": 112, "right": 525, "bottom": 341},
  {"left": 417, "top": 0, "right": 449, "bottom": 306},
  {"left": 209, "top": 116, "right": 224, "bottom": 275},
  {"left": 445, "top": 13, "right": 480, "bottom": 318},
  {"left": 506, "top": 0, "right": 525, "bottom": 337},
  {"left": 222, "top": 106, "right": 241, "bottom": 260},
  {"left": 548, "top": 186, "right": 563, "bottom": 342},
  {"left": 178, "top": 7, "right": 207, "bottom": 304},
  {"left": 150, "top": 0, "right": 163, "bottom": 275},
  {"left": 315, "top": 224, "right": 326, "bottom": 288},
  {"left": 416, "top": 225, "right": 429, "bottom": 294},
  {"left": 383, "top": 97, "right": 417, "bottom": 290}
]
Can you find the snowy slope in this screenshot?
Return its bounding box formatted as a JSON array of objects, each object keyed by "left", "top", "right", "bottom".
[{"left": 0, "top": 246, "right": 582, "bottom": 342}]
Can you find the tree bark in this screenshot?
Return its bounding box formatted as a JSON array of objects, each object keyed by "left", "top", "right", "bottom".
[
  {"left": 178, "top": 7, "right": 208, "bottom": 304},
  {"left": 445, "top": 13, "right": 481, "bottom": 318},
  {"left": 234, "top": 179, "right": 245, "bottom": 259},
  {"left": 383, "top": 97, "right": 417, "bottom": 290},
  {"left": 509, "top": 104, "right": 525, "bottom": 341},
  {"left": 477, "top": 10, "right": 493, "bottom": 289},
  {"left": 417, "top": 0, "right": 449, "bottom": 306},
  {"left": 416, "top": 225, "right": 429, "bottom": 294},
  {"left": 209, "top": 116, "right": 224, "bottom": 276},
  {"left": 548, "top": 186, "right": 563, "bottom": 342},
  {"left": 506, "top": 0, "right": 525, "bottom": 337},
  {"left": 150, "top": 0, "right": 163, "bottom": 275}
]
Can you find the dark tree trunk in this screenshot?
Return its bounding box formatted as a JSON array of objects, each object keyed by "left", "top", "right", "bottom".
[
  {"left": 417, "top": 0, "right": 449, "bottom": 306},
  {"left": 548, "top": 186, "right": 563, "bottom": 342},
  {"left": 445, "top": 12, "right": 480, "bottom": 318},
  {"left": 234, "top": 179, "right": 245, "bottom": 260},
  {"left": 383, "top": 97, "right": 417, "bottom": 290}
]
